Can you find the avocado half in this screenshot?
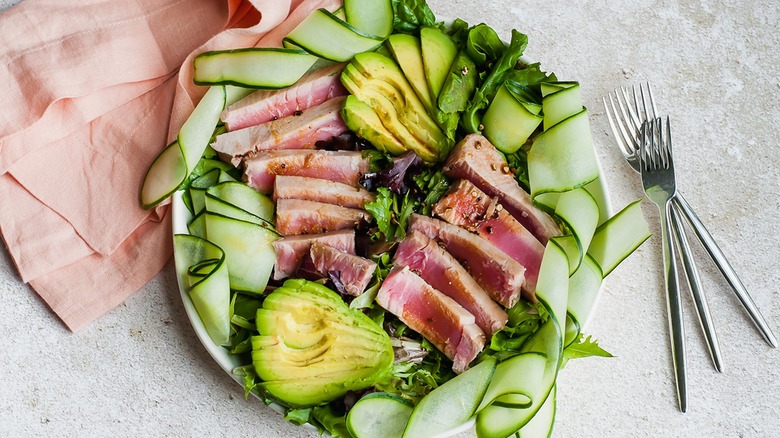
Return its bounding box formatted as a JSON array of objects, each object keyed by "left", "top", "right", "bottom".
[{"left": 251, "top": 279, "right": 394, "bottom": 407}]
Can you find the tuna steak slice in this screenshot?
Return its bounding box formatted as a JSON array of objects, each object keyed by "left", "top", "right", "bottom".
[
  {"left": 443, "top": 134, "right": 560, "bottom": 244},
  {"left": 243, "top": 149, "right": 370, "bottom": 194},
  {"left": 220, "top": 63, "right": 347, "bottom": 131},
  {"left": 310, "top": 242, "right": 376, "bottom": 296},
  {"left": 273, "top": 175, "right": 375, "bottom": 209},
  {"left": 394, "top": 230, "right": 507, "bottom": 335},
  {"left": 275, "top": 199, "right": 368, "bottom": 236},
  {"left": 377, "top": 265, "right": 485, "bottom": 373},
  {"left": 408, "top": 214, "right": 525, "bottom": 308},
  {"left": 434, "top": 179, "right": 544, "bottom": 300},
  {"left": 271, "top": 230, "right": 355, "bottom": 280},
  {"left": 212, "top": 96, "right": 348, "bottom": 166}
]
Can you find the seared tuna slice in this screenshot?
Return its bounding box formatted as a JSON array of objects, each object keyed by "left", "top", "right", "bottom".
[
  {"left": 310, "top": 242, "right": 376, "bottom": 296},
  {"left": 220, "top": 63, "right": 347, "bottom": 131},
  {"left": 443, "top": 134, "right": 560, "bottom": 244},
  {"left": 408, "top": 214, "right": 525, "bottom": 308},
  {"left": 273, "top": 175, "right": 375, "bottom": 209},
  {"left": 275, "top": 199, "right": 368, "bottom": 236},
  {"left": 271, "top": 230, "right": 355, "bottom": 280},
  {"left": 394, "top": 230, "right": 507, "bottom": 335},
  {"left": 376, "top": 266, "right": 485, "bottom": 373},
  {"left": 434, "top": 179, "right": 544, "bottom": 299},
  {"left": 244, "top": 149, "right": 370, "bottom": 194},
  {"left": 212, "top": 96, "right": 348, "bottom": 165}
]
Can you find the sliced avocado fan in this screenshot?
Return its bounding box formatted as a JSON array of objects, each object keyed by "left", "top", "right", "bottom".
[
  {"left": 340, "top": 52, "right": 453, "bottom": 163},
  {"left": 252, "top": 279, "right": 394, "bottom": 407}
]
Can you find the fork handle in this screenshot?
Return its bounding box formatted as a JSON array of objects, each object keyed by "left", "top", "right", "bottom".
[
  {"left": 673, "top": 194, "right": 778, "bottom": 348},
  {"left": 670, "top": 204, "right": 723, "bottom": 372},
  {"left": 661, "top": 201, "right": 687, "bottom": 412}
]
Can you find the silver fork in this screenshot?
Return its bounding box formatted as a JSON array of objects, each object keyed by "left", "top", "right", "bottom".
[
  {"left": 640, "top": 117, "right": 688, "bottom": 412},
  {"left": 604, "top": 85, "right": 778, "bottom": 351},
  {"left": 604, "top": 85, "right": 723, "bottom": 373}
]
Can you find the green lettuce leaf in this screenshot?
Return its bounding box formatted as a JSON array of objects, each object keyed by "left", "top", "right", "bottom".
[
  {"left": 480, "top": 301, "right": 543, "bottom": 361},
  {"left": 561, "top": 334, "right": 614, "bottom": 368},
  {"left": 466, "top": 23, "right": 506, "bottom": 65},
  {"left": 364, "top": 187, "right": 397, "bottom": 240},
  {"left": 462, "top": 29, "right": 529, "bottom": 133},
  {"left": 284, "top": 408, "right": 313, "bottom": 426},
  {"left": 412, "top": 169, "right": 450, "bottom": 215},
  {"left": 311, "top": 405, "right": 350, "bottom": 438},
  {"left": 375, "top": 345, "right": 455, "bottom": 404},
  {"left": 391, "top": 0, "right": 436, "bottom": 34}
]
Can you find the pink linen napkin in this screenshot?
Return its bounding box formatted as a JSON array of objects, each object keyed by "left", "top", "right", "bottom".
[{"left": 0, "top": 0, "right": 339, "bottom": 331}]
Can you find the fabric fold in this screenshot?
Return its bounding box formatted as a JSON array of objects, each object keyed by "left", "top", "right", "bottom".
[
  {"left": 8, "top": 74, "right": 178, "bottom": 257},
  {"left": 0, "top": 0, "right": 229, "bottom": 171},
  {"left": 0, "top": 0, "right": 325, "bottom": 331}
]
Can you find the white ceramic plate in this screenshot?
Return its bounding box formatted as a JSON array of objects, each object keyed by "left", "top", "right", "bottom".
[{"left": 171, "top": 156, "right": 611, "bottom": 434}]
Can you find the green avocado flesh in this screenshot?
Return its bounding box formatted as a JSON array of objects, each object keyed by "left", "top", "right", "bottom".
[
  {"left": 251, "top": 279, "right": 394, "bottom": 407},
  {"left": 420, "top": 26, "right": 458, "bottom": 100},
  {"left": 340, "top": 51, "right": 452, "bottom": 162},
  {"left": 385, "top": 33, "right": 434, "bottom": 113},
  {"left": 341, "top": 95, "right": 407, "bottom": 155}
]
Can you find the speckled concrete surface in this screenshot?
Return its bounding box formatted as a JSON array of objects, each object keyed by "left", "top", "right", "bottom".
[{"left": 1, "top": 0, "right": 778, "bottom": 437}]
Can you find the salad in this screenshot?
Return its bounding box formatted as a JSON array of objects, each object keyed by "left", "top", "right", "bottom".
[{"left": 142, "top": 0, "right": 651, "bottom": 437}]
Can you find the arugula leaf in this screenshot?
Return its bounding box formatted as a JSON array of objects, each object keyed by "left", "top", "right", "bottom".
[
  {"left": 391, "top": 0, "right": 436, "bottom": 34},
  {"left": 561, "top": 334, "right": 614, "bottom": 368},
  {"left": 363, "top": 155, "right": 451, "bottom": 240},
  {"left": 364, "top": 187, "right": 397, "bottom": 240},
  {"left": 396, "top": 191, "right": 417, "bottom": 237},
  {"left": 412, "top": 169, "right": 450, "bottom": 215}
]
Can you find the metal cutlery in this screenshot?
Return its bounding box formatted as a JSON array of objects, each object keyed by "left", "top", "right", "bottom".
[
  {"left": 639, "top": 116, "right": 688, "bottom": 412},
  {"left": 603, "top": 84, "right": 776, "bottom": 350},
  {"left": 603, "top": 83, "right": 778, "bottom": 412},
  {"left": 604, "top": 85, "right": 724, "bottom": 374}
]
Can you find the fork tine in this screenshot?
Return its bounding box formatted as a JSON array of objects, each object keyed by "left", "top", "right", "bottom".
[
  {"left": 629, "top": 85, "right": 647, "bottom": 128},
  {"left": 652, "top": 117, "right": 663, "bottom": 169},
  {"left": 619, "top": 86, "right": 643, "bottom": 136},
  {"left": 603, "top": 95, "right": 623, "bottom": 148},
  {"left": 659, "top": 116, "right": 667, "bottom": 168},
  {"left": 606, "top": 93, "right": 635, "bottom": 157},
  {"left": 609, "top": 94, "right": 631, "bottom": 154},
  {"left": 664, "top": 116, "right": 673, "bottom": 169},
  {"left": 640, "top": 120, "right": 648, "bottom": 171},
  {"left": 638, "top": 85, "right": 649, "bottom": 122},
  {"left": 615, "top": 89, "right": 641, "bottom": 150},
  {"left": 646, "top": 83, "right": 660, "bottom": 119},
  {"left": 649, "top": 119, "right": 658, "bottom": 169},
  {"left": 648, "top": 117, "right": 656, "bottom": 168}
]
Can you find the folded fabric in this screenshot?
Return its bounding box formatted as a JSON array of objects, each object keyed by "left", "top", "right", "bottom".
[{"left": 0, "top": 0, "right": 337, "bottom": 331}]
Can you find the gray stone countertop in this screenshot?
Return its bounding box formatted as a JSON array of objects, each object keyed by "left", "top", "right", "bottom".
[{"left": 1, "top": 0, "right": 778, "bottom": 436}]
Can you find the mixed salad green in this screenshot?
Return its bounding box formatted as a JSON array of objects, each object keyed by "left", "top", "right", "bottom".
[{"left": 149, "top": 0, "right": 652, "bottom": 437}]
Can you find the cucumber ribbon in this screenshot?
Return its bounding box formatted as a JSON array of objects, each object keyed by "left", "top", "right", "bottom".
[
  {"left": 173, "top": 234, "right": 231, "bottom": 345},
  {"left": 474, "top": 82, "right": 651, "bottom": 437}
]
